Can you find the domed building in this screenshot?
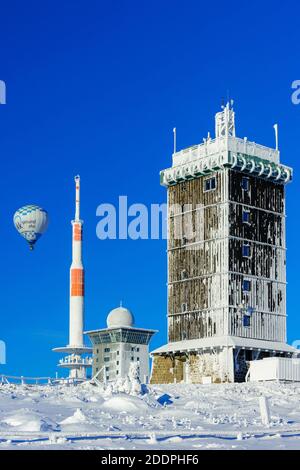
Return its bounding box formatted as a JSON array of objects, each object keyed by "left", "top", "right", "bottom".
[
  {"left": 106, "top": 306, "right": 135, "bottom": 329},
  {"left": 85, "top": 305, "right": 157, "bottom": 383}
]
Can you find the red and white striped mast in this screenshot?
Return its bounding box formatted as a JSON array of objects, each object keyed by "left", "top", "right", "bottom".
[
  {"left": 53, "top": 176, "right": 92, "bottom": 381},
  {"left": 69, "top": 175, "right": 84, "bottom": 348}
]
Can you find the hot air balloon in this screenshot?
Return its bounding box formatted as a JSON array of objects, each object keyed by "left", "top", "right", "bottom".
[{"left": 13, "top": 205, "right": 49, "bottom": 250}]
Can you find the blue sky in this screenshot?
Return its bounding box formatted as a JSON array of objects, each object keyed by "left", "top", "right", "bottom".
[{"left": 0, "top": 0, "right": 300, "bottom": 376}]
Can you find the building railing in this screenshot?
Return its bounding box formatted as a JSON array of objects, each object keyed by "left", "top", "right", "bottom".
[
  {"left": 59, "top": 356, "right": 93, "bottom": 366},
  {"left": 172, "top": 136, "right": 279, "bottom": 168},
  {"left": 0, "top": 375, "right": 85, "bottom": 386}
]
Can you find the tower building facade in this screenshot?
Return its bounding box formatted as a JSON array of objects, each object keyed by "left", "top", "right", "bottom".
[
  {"left": 151, "top": 103, "right": 297, "bottom": 384},
  {"left": 53, "top": 176, "right": 92, "bottom": 380}
]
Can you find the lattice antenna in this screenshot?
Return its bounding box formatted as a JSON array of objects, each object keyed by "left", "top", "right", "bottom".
[{"left": 215, "top": 100, "right": 236, "bottom": 138}]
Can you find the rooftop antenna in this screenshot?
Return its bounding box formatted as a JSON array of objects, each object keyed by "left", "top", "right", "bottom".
[
  {"left": 74, "top": 175, "right": 80, "bottom": 221},
  {"left": 173, "top": 127, "right": 177, "bottom": 154},
  {"left": 0, "top": 80, "right": 6, "bottom": 105},
  {"left": 273, "top": 123, "right": 279, "bottom": 150},
  {"left": 215, "top": 98, "right": 236, "bottom": 138}
]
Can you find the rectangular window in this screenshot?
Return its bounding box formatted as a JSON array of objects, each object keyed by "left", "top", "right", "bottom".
[
  {"left": 106, "top": 376, "right": 109, "bottom": 380},
  {"left": 181, "top": 303, "right": 188, "bottom": 313},
  {"left": 116, "top": 370, "right": 119, "bottom": 375},
  {"left": 131, "top": 347, "right": 134, "bottom": 351},
  {"left": 181, "top": 269, "right": 188, "bottom": 280},
  {"left": 117, "top": 361, "right": 119, "bottom": 365},
  {"left": 243, "top": 315, "right": 251, "bottom": 327},
  {"left": 105, "top": 366, "right": 109, "bottom": 371},
  {"left": 243, "top": 279, "right": 251, "bottom": 292},
  {"left": 104, "top": 348, "right": 110, "bottom": 353},
  {"left": 204, "top": 176, "right": 216, "bottom": 192},
  {"left": 242, "top": 243, "right": 250, "bottom": 257},
  {"left": 242, "top": 209, "right": 250, "bottom": 224},
  {"left": 131, "top": 357, "right": 134, "bottom": 361},
  {"left": 182, "top": 237, "right": 188, "bottom": 246},
  {"left": 104, "top": 357, "right": 110, "bottom": 362},
  {"left": 137, "top": 357, "right": 140, "bottom": 361},
  {"left": 241, "top": 177, "right": 250, "bottom": 191},
  {"left": 96, "top": 349, "right": 99, "bottom": 354},
  {"left": 117, "top": 351, "right": 119, "bottom": 355},
  {"left": 137, "top": 348, "right": 140, "bottom": 352}
]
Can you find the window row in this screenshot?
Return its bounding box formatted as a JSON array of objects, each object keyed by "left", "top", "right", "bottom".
[
  {"left": 203, "top": 176, "right": 250, "bottom": 193},
  {"left": 96, "top": 348, "right": 120, "bottom": 355}
]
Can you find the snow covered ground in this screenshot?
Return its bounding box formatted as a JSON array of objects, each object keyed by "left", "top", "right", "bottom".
[{"left": 1, "top": 380, "right": 300, "bottom": 450}]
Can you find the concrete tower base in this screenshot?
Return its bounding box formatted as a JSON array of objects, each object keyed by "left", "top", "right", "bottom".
[{"left": 150, "top": 337, "right": 297, "bottom": 384}]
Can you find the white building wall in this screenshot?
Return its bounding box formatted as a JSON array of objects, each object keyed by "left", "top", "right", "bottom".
[{"left": 93, "top": 341, "right": 149, "bottom": 383}]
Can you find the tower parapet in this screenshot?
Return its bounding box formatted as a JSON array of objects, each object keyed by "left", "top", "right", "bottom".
[{"left": 161, "top": 103, "right": 292, "bottom": 187}]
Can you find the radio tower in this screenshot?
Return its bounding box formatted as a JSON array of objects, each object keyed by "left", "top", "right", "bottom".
[{"left": 53, "top": 176, "right": 92, "bottom": 381}]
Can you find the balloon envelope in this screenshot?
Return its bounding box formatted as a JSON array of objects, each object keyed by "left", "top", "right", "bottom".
[{"left": 13, "top": 205, "right": 49, "bottom": 250}]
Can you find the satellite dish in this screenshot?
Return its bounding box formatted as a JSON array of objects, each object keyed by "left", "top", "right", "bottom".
[{"left": 13, "top": 205, "right": 49, "bottom": 250}]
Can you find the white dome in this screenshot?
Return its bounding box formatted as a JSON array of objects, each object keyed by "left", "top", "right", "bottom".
[{"left": 106, "top": 306, "right": 135, "bottom": 328}]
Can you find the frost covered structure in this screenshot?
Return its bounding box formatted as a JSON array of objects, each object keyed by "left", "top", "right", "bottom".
[
  {"left": 151, "top": 102, "right": 298, "bottom": 384},
  {"left": 86, "top": 306, "right": 156, "bottom": 383}
]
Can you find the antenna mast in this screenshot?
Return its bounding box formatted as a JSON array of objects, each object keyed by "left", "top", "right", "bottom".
[{"left": 273, "top": 124, "right": 279, "bottom": 150}]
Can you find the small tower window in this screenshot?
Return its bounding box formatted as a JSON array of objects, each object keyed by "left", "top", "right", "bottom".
[
  {"left": 243, "top": 315, "right": 251, "bottom": 327},
  {"left": 181, "top": 269, "right": 188, "bottom": 280},
  {"left": 241, "top": 177, "right": 250, "bottom": 191},
  {"left": 204, "top": 176, "right": 216, "bottom": 192},
  {"left": 242, "top": 243, "right": 250, "bottom": 257},
  {"left": 104, "top": 357, "right": 110, "bottom": 362},
  {"left": 242, "top": 209, "right": 250, "bottom": 224},
  {"left": 104, "top": 347, "right": 110, "bottom": 353},
  {"left": 243, "top": 279, "right": 251, "bottom": 292},
  {"left": 181, "top": 303, "right": 188, "bottom": 313},
  {"left": 182, "top": 237, "right": 188, "bottom": 246}
]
